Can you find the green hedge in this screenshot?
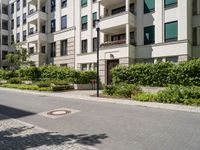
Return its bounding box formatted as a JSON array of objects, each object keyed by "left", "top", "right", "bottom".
[
  {"left": 112, "top": 59, "right": 200, "bottom": 87},
  {"left": 0, "top": 65, "right": 96, "bottom": 84}
]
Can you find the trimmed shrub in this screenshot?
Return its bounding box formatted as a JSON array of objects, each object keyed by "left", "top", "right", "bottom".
[
  {"left": 74, "top": 70, "right": 96, "bottom": 84},
  {"left": 103, "top": 84, "right": 142, "bottom": 98},
  {"left": 112, "top": 59, "right": 200, "bottom": 87},
  {"left": 8, "top": 77, "right": 22, "bottom": 84}
]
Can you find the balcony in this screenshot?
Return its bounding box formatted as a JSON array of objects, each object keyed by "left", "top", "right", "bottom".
[
  {"left": 27, "top": 10, "right": 47, "bottom": 23},
  {"left": 27, "top": 31, "right": 47, "bottom": 43},
  {"left": 100, "top": 11, "right": 135, "bottom": 33},
  {"left": 29, "top": 53, "right": 47, "bottom": 66}
]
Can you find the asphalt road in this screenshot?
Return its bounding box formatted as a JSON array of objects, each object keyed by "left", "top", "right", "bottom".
[{"left": 0, "top": 89, "right": 200, "bottom": 150}]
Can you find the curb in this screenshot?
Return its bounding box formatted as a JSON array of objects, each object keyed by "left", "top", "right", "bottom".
[{"left": 0, "top": 87, "right": 200, "bottom": 113}]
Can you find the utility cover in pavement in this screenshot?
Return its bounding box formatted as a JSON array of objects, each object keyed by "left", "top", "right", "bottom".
[{"left": 39, "top": 108, "right": 80, "bottom": 118}]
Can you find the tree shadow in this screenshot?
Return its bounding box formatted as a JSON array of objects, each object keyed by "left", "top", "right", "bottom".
[
  {"left": 0, "top": 126, "right": 108, "bottom": 149},
  {"left": 0, "top": 105, "right": 35, "bottom": 121}
]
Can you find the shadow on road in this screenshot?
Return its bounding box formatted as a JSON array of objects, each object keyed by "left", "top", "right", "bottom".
[
  {"left": 0, "top": 105, "right": 35, "bottom": 121},
  {"left": 0, "top": 126, "right": 108, "bottom": 149}
]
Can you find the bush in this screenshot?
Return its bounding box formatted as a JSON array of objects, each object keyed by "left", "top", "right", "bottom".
[
  {"left": 103, "top": 85, "right": 116, "bottom": 96},
  {"left": 36, "top": 80, "right": 70, "bottom": 88},
  {"left": 132, "top": 92, "right": 157, "bottom": 102},
  {"left": 74, "top": 70, "right": 96, "bottom": 84},
  {"left": 0, "top": 84, "right": 50, "bottom": 91},
  {"left": 103, "top": 84, "right": 142, "bottom": 98},
  {"left": 0, "top": 70, "right": 18, "bottom": 80},
  {"left": 18, "top": 67, "right": 41, "bottom": 81},
  {"left": 112, "top": 59, "right": 200, "bottom": 87},
  {"left": 132, "top": 85, "right": 200, "bottom": 106},
  {"left": 8, "top": 78, "right": 22, "bottom": 84},
  {"left": 156, "top": 85, "right": 200, "bottom": 105}
]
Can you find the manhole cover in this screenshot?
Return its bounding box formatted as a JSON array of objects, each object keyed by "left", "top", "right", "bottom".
[
  {"left": 47, "top": 110, "right": 71, "bottom": 116},
  {"left": 39, "top": 108, "right": 80, "bottom": 118}
]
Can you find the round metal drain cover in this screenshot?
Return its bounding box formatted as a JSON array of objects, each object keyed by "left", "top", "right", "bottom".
[{"left": 47, "top": 110, "right": 71, "bottom": 116}]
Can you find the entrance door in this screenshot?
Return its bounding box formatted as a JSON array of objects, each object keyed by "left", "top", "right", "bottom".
[{"left": 107, "top": 59, "right": 119, "bottom": 85}]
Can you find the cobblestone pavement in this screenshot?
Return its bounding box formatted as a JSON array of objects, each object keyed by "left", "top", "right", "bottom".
[{"left": 0, "top": 115, "right": 98, "bottom": 150}]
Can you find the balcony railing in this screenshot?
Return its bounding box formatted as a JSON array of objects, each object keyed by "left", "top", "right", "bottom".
[{"left": 100, "top": 39, "right": 136, "bottom": 48}]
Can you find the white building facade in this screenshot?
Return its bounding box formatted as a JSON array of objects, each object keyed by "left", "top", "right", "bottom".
[
  {"left": 1, "top": 0, "right": 200, "bottom": 84},
  {"left": 0, "top": 0, "right": 9, "bottom": 68}
]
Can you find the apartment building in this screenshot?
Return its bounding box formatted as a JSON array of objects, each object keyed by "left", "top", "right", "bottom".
[
  {"left": 1, "top": 0, "right": 200, "bottom": 84},
  {"left": 0, "top": 0, "right": 9, "bottom": 68}
]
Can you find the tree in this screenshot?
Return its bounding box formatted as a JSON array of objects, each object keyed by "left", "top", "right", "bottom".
[{"left": 6, "top": 44, "right": 35, "bottom": 70}]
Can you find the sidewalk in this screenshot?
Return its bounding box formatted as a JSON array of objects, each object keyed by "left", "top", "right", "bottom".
[{"left": 0, "top": 87, "right": 200, "bottom": 113}]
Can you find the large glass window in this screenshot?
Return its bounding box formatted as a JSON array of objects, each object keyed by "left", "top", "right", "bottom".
[
  {"left": 51, "top": 0, "right": 56, "bottom": 12},
  {"left": 93, "top": 12, "right": 97, "bottom": 27},
  {"left": 51, "top": 19, "right": 56, "bottom": 33},
  {"left": 81, "top": 16, "right": 88, "bottom": 30},
  {"left": 61, "top": 40, "right": 68, "bottom": 56},
  {"left": 17, "top": 0, "right": 20, "bottom": 11},
  {"left": 144, "top": 25, "right": 155, "bottom": 45},
  {"left": 81, "top": 40, "right": 88, "bottom": 53},
  {"left": 61, "top": 15, "right": 67, "bottom": 29},
  {"left": 81, "top": 0, "right": 87, "bottom": 7},
  {"left": 50, "top": 42, "right": 56, "bottom": 57},
  {"left": 164, "top": 0, "right": 177, "bottom": 8},
  {"left": 144, "top": 0, "right": 155, "bottom": 13},
  {"left": 165, "top": 21, "right": 178, "bottom": 42}
]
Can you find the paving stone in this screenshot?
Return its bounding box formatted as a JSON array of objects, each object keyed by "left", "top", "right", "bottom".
[{"left": 0, "top": 115, "right": 98, "bottom": 150}]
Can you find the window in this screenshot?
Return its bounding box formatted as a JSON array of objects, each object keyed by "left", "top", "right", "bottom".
[
  {"left": 111, "top": 34, "right": 126, "bottom": 41},
  {"left": 2, "top": 20, "right": 8, "bottom": 30},
  {"left": 61, "top": 15, "right": 67, "bottom": 29},
  {"left": 165, "top": 21, "right": 178, "bottom": 42},
  {"left": 61, "top": 40, "right": 68, "bottom": 56},
  {"left": 81, "top": 64, "right": 88, "bottom": 71},
  {"left": 51, "top": 19, "right": 56, "bottom": 33},
  {"left": 93, "top": 0, "right": 97, "bottom": 3},
  {"left": 23, "top": 30, "right": 26, "bottom": 41},
  {"left": 29, "top": 47, "right": 34, "bottom": 54},
  {"left": 81, "top": 40, "right": 88, "bottom": 53},
  {"left": 193, "top": 0, "right": 198, "bottom": 15},
  {"left": 164, "top": 0, "right": 177, "bottom": 8},
  {"left": 144, "top": 0, "right": 155, "bottom": 13},
  {"left": 144, "top": 25, "right": 155, "bottom": 45},
  {"left": 193, "top": 27, "right": 198, "bottom": 46},
  {"left": 93, "top": 38, "right": 97, "bottom": 52},
  {"left": 23, "top": 0, "right": 26, "bottom": 7},
  {"left": 81, "top": 0, "right": 87, "bottom": 7},
  {"left": 17, "top": 16, "right": 20, "bottom": 27},
  {"left": 23, "top": 13, "right": 26, "bottom": 24},
  {"left": 81, "top": 16, "right": 88, "bottom": 30},
  {"left": 2, "top": 35, "right": 8, "bottom": 45},
  {"left": 11, "top": 3, "right": 14, "bottom": 14},
  {"left": 11, "top": 35, "right": 14, "bottom": 44},
  {"left": 17, "top": 0, "right": 20, "bottom": 11},
  {"left": 61, "top": 0, "right": 67, "bottom": 8},
  {"left": 2, "top": 4, "right": 8, "bottom": 14},
  {"left": 11, "top": 19, "right": 14, "bottom": 29},
  {"left": 16, "top": 33, "right": 20, "bottom": 43},
  {"left": 93, "top": 12, "right": 97, "bottom": 27},
  {"left": 51, "top": 0, "right": 56, "bottom": 12},
  {"left": 112, "top": 6, "right": 125, "bottom": 15},
  {"left": 50, "top": 42, "right": 56, "bottom": 57}
]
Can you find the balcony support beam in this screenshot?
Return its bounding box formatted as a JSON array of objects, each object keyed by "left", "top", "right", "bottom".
[
  {"left": 126, "top": 24, "right": 130, "bottom": 45},
  {"left": 126, "top": 0, "right": 130, "bottom": 12}
]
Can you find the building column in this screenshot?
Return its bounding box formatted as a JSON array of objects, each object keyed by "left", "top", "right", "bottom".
[
  {"left": 37, "top": 19, "right": 40, "bottom": 33},
  {"left": 126, "top": 24, "right": 130, "bottom": 44},
  {"left": 126, "top": 0, "right": 130, "bottom": 12},
  {"left": 37, "top": 40, "right": 40, "bottom": 53},
  {"left": 37, "top": 0, "right": 40, "bottom": 11}
]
